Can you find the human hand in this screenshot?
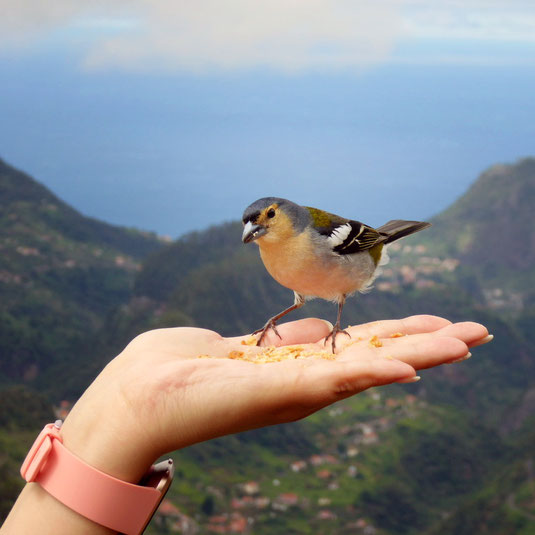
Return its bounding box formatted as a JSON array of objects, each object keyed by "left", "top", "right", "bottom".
[{"left": 60, "top": 315, "right": 490, "bottom": 484}]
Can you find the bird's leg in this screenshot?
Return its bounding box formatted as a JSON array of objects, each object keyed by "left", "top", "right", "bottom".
[
  {"left": 254, "top": 293, "right": 305, "bottom": 346},
  {"left": 325, "top": 295, "right": 351, "bottom": 353}
]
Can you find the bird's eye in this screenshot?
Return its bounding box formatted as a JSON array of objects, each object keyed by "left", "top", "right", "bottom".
[{"left": 267, "top": 208, "right": 276, "bottom": 218}]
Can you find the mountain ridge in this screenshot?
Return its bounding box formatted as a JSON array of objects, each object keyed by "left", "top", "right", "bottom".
[
  {"left": 0, "top": 158, "right": 164, "bottom": 386},
  {"left": 430, "top": 157, "right": 535, "bottom": 269},
  {"left": 0, "top": 158, "right": 162, "bottom": 259}
]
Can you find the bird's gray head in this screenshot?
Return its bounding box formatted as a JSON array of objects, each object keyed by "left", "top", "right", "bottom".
[{"left": 241, "top": 197, "right": 309, "bottom": 244}]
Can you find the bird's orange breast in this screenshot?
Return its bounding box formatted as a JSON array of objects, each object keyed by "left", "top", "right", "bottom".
[
  {"left": 256, "top": 229, "right": 376, "bottom": 300},
  {"left": 257, "top": 230, "right": 314, "bottom": 292}
]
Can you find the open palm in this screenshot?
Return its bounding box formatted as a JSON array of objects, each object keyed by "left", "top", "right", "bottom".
[{"left": 60, "top": 315, "right": 489, "bottom": 484}]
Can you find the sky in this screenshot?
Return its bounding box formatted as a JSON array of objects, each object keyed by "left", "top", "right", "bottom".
[{"left": 1, "top": 1, "right": 535, "bottom": 237}]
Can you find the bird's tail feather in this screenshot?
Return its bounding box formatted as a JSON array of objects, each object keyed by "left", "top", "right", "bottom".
[{"left": 378, "top": 220, "right": 431, "bottom": 244}]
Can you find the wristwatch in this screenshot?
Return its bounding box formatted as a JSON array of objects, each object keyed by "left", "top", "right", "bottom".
[{"left": 20, "top": 421, "right": 174, "bottom": 535}]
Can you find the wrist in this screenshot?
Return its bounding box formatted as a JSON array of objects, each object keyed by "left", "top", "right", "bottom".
[
  {"left": 2, "top": 483, "right": 115, "bottom": 535},
  {"left": 60, "top": 410, "right": 158, "bottom": 484}
]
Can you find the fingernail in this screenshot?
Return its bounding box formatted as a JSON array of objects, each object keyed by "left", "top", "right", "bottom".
[
  {"left": 450, "top": 352, "right": 472, "bottom": 364},
  {"left": 322, "top": 320, "right": 334, "bottom": 331},
  {"left": 471, "top": 334, "right": 494, "bottom": 348},
  {"left": 397, "top": 375, "right": 421, "bottom": 384}
]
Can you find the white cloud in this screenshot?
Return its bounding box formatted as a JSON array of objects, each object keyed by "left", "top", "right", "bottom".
[
  {"left": 401, "top": 1, "right": 535, "bottom": 42},
  {"left": 0, "top": 0, "right": 402, "bottom": 71},
  {"left": 1, "top": 0, "right": 534, "bottom": 71},
  {"left": 81, "top": 0, "right": 401, "bottom": 72},
  {"left": 0, "top": 1, "right": 130, "bottom": 46}
]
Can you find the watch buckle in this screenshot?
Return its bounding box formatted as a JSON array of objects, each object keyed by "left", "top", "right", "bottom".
[{"left": 20, "top": 421, "right": 63, "bottom": 482}]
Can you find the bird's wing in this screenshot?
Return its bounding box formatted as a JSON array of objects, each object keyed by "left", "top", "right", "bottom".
[
  {"left": 305, "top": 207, "right": 383, "bottom": 255},
  {"left": 328, "top": 221, "right": 384, "bottom": 255}
]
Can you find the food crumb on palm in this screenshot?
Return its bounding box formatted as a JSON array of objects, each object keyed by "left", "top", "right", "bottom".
[
  {"left": 198, "top": 345, "right": 336, "bottom": 363},
  {"left": 369, "top": 335, "right": 383, "bottom": 347}
]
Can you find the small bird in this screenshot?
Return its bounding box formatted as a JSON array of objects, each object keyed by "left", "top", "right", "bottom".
[{"left": 242, "top": 197, "right": 431, "bottom": 352}]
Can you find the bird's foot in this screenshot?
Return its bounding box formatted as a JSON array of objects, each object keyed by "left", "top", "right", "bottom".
[
  {"left": 253, "top": 319, "right": 282, "bottom": 346},
  {"left": 324, "top": 324, "right": 351, "bottom": 353}
]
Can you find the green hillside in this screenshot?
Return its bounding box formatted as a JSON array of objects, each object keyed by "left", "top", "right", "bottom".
[
  {"left": 428, "top": 158, "right": 535, "bottom": 268},
  {"left": 0, "top": 158, "right": 163, "bottom": 388},
  {"left": 421, "top": 157, "right": 535, "bottom": 304}
]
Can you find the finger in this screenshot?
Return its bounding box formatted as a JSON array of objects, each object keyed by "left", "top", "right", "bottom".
[
  {"left": 428, "top": 321, "right": 489, "bottom": 346},
  {"left": 258, "top": 355, "right": 417, "bottom": 418},
  {"left": 230, "top": 318, "right": 334, "bottom": 347},
  {"left": 364, "top": 321, "right": 492, "bottom": 357},
  {"left": 377, "top": 321, "right": 489, "bottom": 350},
  {"left": 291, "top": 356, "right": 417, "bottom": 403},
  {"left": 344, "top": 315, "right": 452, "bottom": 341},
  {"left": 374, "top": 335, "right": 469, "bottom": 370},
  {"left": 271, "top": 318, "right": 335, "bottom": 346},
  {"left": 468, "top": 333, "right": 494, "bottom": 349}
]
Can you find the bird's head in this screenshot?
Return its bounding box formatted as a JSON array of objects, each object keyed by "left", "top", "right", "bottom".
[{"left": 241, "top": 197, "right": 306, "bottom": 245}]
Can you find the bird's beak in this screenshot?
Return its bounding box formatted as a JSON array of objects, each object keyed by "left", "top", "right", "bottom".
[{"left": 242, "top": 221, "right": 267, "bottom": 243}]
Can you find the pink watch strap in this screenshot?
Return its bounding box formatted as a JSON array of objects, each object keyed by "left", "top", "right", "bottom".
[{"left": 21, "top": 422, "right": 162, "bottom": 535}]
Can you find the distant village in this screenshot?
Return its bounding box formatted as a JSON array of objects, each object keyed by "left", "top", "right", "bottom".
[
  {"left": 376, "top": 243, "right": 523, "bottom": 310},
  {"left": 374, "top": 242, "right": 459, "bottom": 292}
]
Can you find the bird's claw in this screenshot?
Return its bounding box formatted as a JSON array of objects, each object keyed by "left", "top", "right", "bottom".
[
  {"left": 324, "top": 324, "right": 351, "bottom": 353},
  {"left": 253, "top": 320, "right": 282, "bottom": 346}
]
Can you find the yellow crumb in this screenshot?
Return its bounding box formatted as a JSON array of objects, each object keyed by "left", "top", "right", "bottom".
[
  {"left": 240, "top": 336, "right": 258, "bottom": 346},
  {"left": 339, "top": 336, "right": 364, "bottom": 350},
  {"left": 198, "top": 344, "right": 335, "bottom": 363},
  {"left": 390, "top": 332, "right": 405, "bottom": 338},
  {"left": 369, "top": 335, "right": 383, "bottom": 348}
]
